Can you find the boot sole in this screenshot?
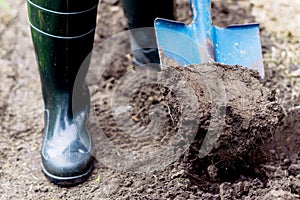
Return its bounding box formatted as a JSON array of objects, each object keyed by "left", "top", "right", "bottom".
[{"left": 41, "top": 163, "right": 94, "bottom": 186}]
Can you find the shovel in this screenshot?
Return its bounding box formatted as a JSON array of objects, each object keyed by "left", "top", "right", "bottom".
[{"left": 154, "top": 0, "right": 264, "bottom": 77}]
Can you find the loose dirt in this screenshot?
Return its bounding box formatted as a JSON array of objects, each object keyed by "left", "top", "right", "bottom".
[
  {"left": 170, "top": 63, "right": 285, "bottom": 172},
  {"left": 0, "top": 0, "right": 299, "bottom": 199}
]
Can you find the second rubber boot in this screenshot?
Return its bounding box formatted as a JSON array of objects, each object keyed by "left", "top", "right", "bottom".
[
  {"left": 27, "top": 0, "right": 99, "bottom": 185},
  {"left": 121, "top": 0, "right": 175, "bottom": 66}
]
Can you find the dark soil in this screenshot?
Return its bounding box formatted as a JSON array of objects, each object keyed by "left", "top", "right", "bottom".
[
  {"left": 170, "top": 63, "right": 285, "bottom": 177},
  {"left": 0, "top": 0, "right": 299, "bottom": 199}
]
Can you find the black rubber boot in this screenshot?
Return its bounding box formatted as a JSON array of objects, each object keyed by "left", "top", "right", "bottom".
[
  {"left": 27, "top": 0, "right": 99, "bottom": 186},
  {"left": 121, "top": 0, "right": 175, "bottom": 65}
]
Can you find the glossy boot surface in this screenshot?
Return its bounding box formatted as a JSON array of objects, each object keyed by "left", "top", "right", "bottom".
[
  {"left": 121, "top": 0, "right": 175, "bottom": 65},
  {"left": 27, "top": 0, "right": 98, "bottom": 186}
]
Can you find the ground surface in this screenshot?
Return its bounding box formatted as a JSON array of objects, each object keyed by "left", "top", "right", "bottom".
[{"left": 0, "top": 0, "right": 299, "bottom": 199}]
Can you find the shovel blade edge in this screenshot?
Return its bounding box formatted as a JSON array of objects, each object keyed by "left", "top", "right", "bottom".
[
  {"left": 155, "top": 18, "right": 204, "bottom": 66},
  {"left": 213, "top": 24, "right": 264, "bottom": 77}
]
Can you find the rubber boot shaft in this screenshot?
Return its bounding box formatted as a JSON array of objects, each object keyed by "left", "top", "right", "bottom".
[
  {"left": 121, "top": 0, "right": 175, "bottom": 65},
  {"left": 27, "top": 0, "right": 98, "bottom": 92},
  {"left": 27, "top": 0, "right": 98, "bottom": 185},
  {"left": 29, "top": 0, "right": 98, "bottom": 12},
  {"left": 121, "top": 0, "right": 175, "bottom": 29}
]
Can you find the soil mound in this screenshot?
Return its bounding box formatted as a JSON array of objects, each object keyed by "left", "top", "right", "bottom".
[
  {"left": 173, "top": 63, "right": 285, "bottom": 157},
  {"left": 94, "top": 63, "right": 285, "bottom": 177},
  {"left": 165, "top": 63, "right": 285, "bottom": 178}
]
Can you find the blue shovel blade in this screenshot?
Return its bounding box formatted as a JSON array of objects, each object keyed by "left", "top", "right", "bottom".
[
  {"left": 154, "top": 0, "right": 264, "bottom": 77},
  {"left": 213, "top": 24, "right": 264, "bottom": 77},
  {"left": 154, "top": 19, "right": 212, "bottom": 65}
]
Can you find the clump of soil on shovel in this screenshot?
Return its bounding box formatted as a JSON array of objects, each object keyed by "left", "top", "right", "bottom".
[
  {"left": 119, "top": 62, "right": 285, "bottom": 178},
  {"left": 93, "top": 62, "right": 285, "bottom": 180},
  {"left": 172, "top": 63, "right": 285, "bottom": 179}
]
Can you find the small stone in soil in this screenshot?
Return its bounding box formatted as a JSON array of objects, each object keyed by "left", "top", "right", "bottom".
[{"left": 288, "top": 164, "right": 300, "bottom": 176}]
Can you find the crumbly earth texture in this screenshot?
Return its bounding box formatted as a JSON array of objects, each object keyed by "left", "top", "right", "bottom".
[
  {"left": 1, "top": 0, "right": 300, "bottom": 199},
  {"left": 90, "top": 61, "right": 285, "bottom": 173},
  {"left": 111, "top": 63, "right": 285, "bottom": 177},
  {"left": 169, "top": 63, "right": 285, "bottom": 172}
]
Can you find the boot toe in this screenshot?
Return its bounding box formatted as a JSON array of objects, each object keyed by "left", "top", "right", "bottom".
[{"left": 42, "top": 151, "right": 94, "bottom": 186}]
